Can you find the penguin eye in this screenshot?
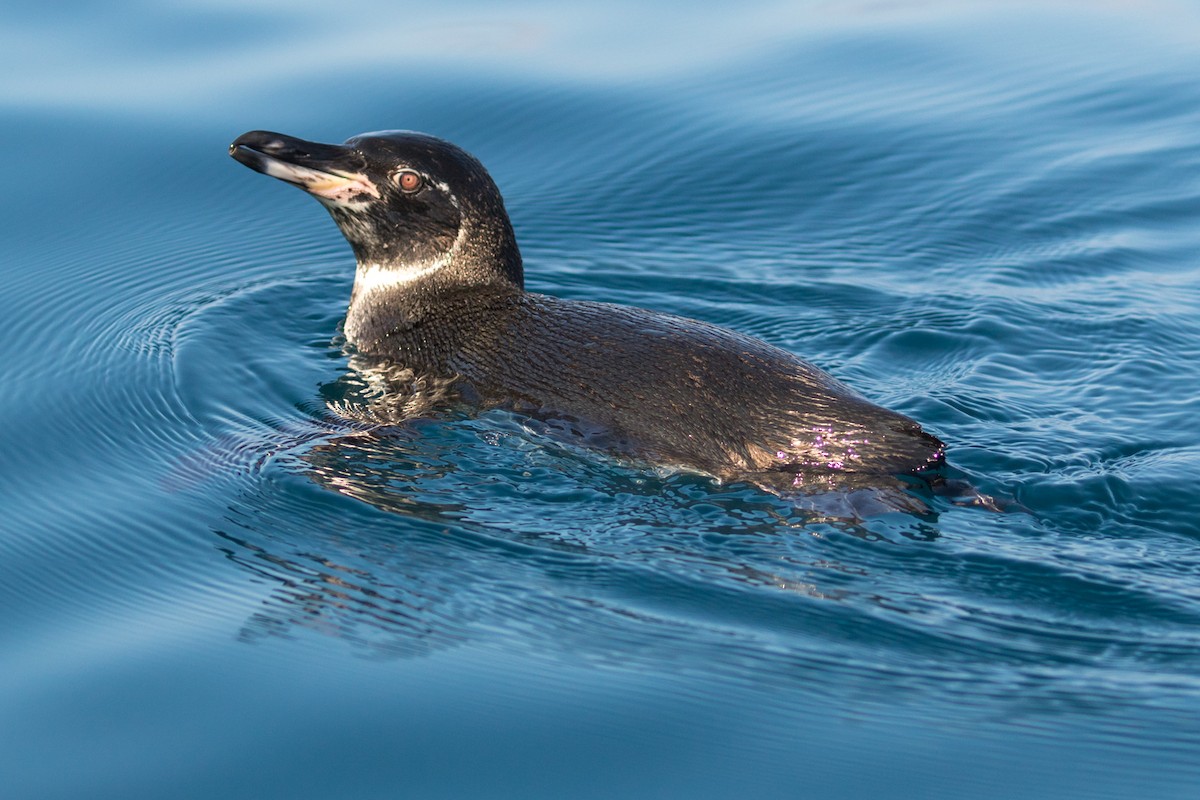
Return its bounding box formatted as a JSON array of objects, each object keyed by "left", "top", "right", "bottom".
[{"left": 395, "top": 170, "right": 423, "bottom": 193}]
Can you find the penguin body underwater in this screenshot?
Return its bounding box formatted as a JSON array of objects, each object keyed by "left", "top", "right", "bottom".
[{"left": 230, "top": 130, "right": 945, "bottom": 488}]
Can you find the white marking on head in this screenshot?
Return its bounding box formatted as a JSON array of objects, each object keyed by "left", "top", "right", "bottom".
[{"left": 432, "top": 179, "right": 460, "bottom": 208}]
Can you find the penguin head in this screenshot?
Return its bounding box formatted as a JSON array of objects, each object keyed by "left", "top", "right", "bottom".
[{"left": 230, "top": 130, "right": 523, "bottom": 290}]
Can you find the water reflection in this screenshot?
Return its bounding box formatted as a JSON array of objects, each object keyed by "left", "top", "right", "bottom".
[
  {"left": 217, "top": 529, "right": 472, "bottom": 659},
  {"left": 208, "top": 387, "right": 957, "bottom": 662}
]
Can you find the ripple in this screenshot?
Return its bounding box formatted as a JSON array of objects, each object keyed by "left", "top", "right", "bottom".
[{"left": 7, "top": 3, "right": 1200, "bottom": 795}]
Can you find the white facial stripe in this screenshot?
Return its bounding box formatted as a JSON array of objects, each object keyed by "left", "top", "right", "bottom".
[
  {"left": 257, "top": 154, "right": 380, "bottom": 204},
  {"left": 350, "top": 215, "right": 469, "bottom": 298}
]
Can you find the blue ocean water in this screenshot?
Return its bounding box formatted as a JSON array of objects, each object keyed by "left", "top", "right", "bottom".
[{"left": 3, "top": 1, "right": 1200, "bottom": 797}]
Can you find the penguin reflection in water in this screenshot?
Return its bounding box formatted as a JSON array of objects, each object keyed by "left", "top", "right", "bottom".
[{"left": 230, "top": 129, "right": 950, "bottom": 505}]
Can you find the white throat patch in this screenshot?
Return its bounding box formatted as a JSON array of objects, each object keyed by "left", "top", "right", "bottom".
[
  {"left": 350, "top": 214, "right": 469, "bottom": 301},
  {"left": 354, "top": 259, "right": 448, "bottom": 295}
]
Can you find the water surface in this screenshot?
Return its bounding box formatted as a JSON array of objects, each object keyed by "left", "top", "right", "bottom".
[{"left": 3, "top": 2, "right": 1200, "bottom": 798}]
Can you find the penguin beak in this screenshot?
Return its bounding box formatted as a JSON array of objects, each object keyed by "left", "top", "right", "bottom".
[{"left": 230, "top": 130, "right": 380, "bottom": 204}]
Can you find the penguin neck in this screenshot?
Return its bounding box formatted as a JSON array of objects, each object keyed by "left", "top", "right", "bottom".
[
  {"left": 344, "top": 260, "right": 450, "bottom": 349},
  {"left": 341, "top": 207, "right": 525, "bottom": 353},
  {"left": 350, "top": 258, "right": 452, "bottom": 303},
  {"left": 342, "top": 253, "right": 524, "bottom": 357}
]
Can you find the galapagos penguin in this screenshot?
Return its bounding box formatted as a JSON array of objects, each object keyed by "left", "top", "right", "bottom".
[{"left": 230, "top": 129, "right": 945, "bottom": 487}]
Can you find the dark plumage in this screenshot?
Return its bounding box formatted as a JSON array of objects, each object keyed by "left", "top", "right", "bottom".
[{"left": 230, "top": 129, "right": 945, "bottom": 486}]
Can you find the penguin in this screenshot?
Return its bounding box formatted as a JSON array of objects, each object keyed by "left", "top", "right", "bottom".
[{"left": 230, "top": 129, "right": 945, "bottom": 488}]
